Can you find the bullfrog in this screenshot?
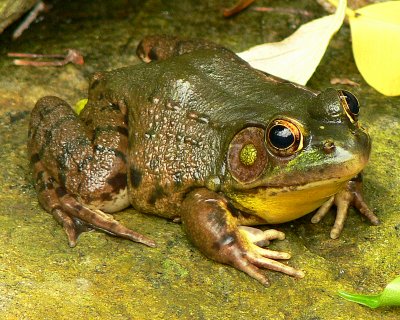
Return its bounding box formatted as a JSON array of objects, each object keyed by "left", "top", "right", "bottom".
[{"left": 28, "top": 36, "right": 379, "bottom": 286}]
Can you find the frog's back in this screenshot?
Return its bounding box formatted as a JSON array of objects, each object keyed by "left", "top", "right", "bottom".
[{"left": 88, "top": 49, "right": 315, "bottom": 218}]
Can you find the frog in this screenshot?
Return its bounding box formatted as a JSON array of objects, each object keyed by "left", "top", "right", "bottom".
[{"left": 28, "top": 36, "right": 379, "bottom": 286}]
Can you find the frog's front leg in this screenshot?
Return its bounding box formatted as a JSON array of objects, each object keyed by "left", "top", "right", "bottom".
[
  {"left": 311, "top": 174, "right": 380, "bottom": 239},
  {"left": 181, "top": 188, "right": 304, "bottom": 286},
  {"left": 28, "top": 95, "right": 155, "bottom": 247}
]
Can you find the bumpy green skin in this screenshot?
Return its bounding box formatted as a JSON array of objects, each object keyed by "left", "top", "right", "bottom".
[{"left": 87, "top": 48, "right": 370, "bottom": 218}]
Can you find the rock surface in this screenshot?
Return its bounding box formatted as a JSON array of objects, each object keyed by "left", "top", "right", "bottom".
[{"left": 0, "top": 1, "right": 398, "bottom": 319}]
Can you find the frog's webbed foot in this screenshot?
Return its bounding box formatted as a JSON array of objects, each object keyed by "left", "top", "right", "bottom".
[
  {"left": 311, "top": 176, "right": 380, "bottom": 239},
  {"left": 181, "top": 188, "right": 304, "bottom": 286},
  {"left": 32, "top": 163, "right": 155, "bottom": 248}
]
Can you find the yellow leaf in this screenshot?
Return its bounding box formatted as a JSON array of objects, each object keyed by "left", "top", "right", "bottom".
[
  {"left": 237, "top": 0, "right": 347, "bottom": 85},
  {"left": 349, "top": 1, "right": 400, "bottom": 96},
  {"left": 74, "top": 98, "right": 88, "bottom": 115}
]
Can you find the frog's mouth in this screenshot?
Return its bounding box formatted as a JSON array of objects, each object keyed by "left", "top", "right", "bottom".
[
  {"left": 226, "top": 174, "right": 353, "bottom": 224},
  {"left": 225, "top": 139, "right": 370, "bottom": 224}
]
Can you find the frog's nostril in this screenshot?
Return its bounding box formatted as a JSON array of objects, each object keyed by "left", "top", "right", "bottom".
[{"left": 323, "top": 141, "right": 336, "bottom": 154}]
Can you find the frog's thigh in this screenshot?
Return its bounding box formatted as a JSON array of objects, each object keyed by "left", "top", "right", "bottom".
[
  {"left": 29, "top": 95, "right": 129, "bottom": 210},
  {"left": 180, "top": 188, "right": 304, "bottom": 286},
  {"left": 28, "top": 96, "right": 154, "bottom": 247}
]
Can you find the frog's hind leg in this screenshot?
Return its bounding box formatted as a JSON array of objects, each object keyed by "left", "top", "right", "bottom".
[
  {"left": 136, "top": 35, "right": 229, "bottom": 62},
  {"left": 28, "top": 96, "right": 155, "bottom": 247}
]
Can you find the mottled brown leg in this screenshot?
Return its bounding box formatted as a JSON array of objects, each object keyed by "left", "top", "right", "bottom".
[
  {"left": 28, "top": 96, "right": 155, "bottom": 247},
  {"left": 181, "top": 188, "right": 304, "bottom": 286},
  {"left": 311, "top": 176, "right": 379, "bottom": 239}
]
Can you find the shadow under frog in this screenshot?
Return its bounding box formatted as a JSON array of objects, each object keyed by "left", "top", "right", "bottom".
[{"left": 27, "top": 35, "right": 379, "bottom": 286}]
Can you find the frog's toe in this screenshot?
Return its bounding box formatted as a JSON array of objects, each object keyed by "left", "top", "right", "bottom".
[
  {"left": 231, "top": 242, "right": 304, "bottom": 287},
  {"left": 238, "top": 226, "right": 285, "bottom": 247},
  {"left": 311, "top": 196, "right": 335, "bottom": 224},
  {"left": 51, "top": 207, "right": 88, "bottom": 247},
  {"left": 312, "top": 176, "right": 380, "bottom": 239},
  {"left": 353, "top": 191, "right": 380, "bottom": 225}
]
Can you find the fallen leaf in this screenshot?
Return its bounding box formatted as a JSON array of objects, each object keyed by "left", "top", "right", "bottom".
[
  {"left": 74, "top": 98, "right": 88, "bottom": 115},
  {"left": 237, "top": 0, "right": 347, "bottom": 85},
  {"left": 349, "top": 1, "right": 400, "bottom": 96},
  {"left": 339, "top": 275, "right": 400, "bottom": 308}
]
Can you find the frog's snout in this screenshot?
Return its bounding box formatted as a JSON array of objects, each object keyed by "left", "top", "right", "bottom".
[{"left": 323, "top": 140, "right": 336, "bottom": 154}]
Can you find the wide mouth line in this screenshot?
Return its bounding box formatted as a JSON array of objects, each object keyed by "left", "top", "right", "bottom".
[{"left": 229, "top": 174, "right": 356, "bottom": 193}]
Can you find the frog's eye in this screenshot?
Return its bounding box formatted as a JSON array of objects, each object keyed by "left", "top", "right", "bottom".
[
  {"left": 339, "top": 90, "right": 359, "bottom": 123},
  {"left": 266, "top": 119, "right": 303, "bottom": 157},
  {"left": 228, "top": 127, "right": 267, "bottom": 183}
]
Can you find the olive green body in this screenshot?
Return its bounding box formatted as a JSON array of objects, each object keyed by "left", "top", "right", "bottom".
[
  {"left": 86, "top": 48, "right": 369, "bottom": 221},
  {"left": 28, "top": 37, "right": 376, "bottom": 285}
]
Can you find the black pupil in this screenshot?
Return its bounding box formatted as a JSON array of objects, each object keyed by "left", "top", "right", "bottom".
[
  {"left": 343, "top": 90, "right": 359, "bottom": 115},
  {"left": 269, "top": 125, "right": 294, "bottom": 149}
]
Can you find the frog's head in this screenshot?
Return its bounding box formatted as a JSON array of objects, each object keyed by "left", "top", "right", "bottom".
[{"left": 223, "top": 88, "right": 371, "bottom": 223}]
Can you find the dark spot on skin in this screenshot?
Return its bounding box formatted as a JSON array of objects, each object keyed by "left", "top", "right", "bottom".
[
  {"left": 207, "top": 208, "right": 228, "bottom": 230},
  {"left": 58, "top": 172, "right": 67, "bottom": 186},
  {"left": 56, "top": 187, "right": 67, "bottom": 197},
  {"left": 45, "top": 181, "right": 55, "bottom": 190},
  {"left": 39, "top": 103, "right": 66, "bottom": 118},
  {"left": 30, "top": 153, "right": 40, "bottom": 164},
  {"left": 56, "top": 153, "right": 69, "bottom": 170},
  {"left": 37, "top": 175, "right": 56, "bottom": 192},
  {"left": 212, "top": 232, "right": 237, "bottom": 251},
  {"left": 226, "top": 201, "right": 241, "bottom": 218},
  {"left": 44, "top": 130, "right": 53, "bottom": 145},
  {"left": 107, "top": 172, "right": 127, "bottom": 193},
  {"left": 48, "top": 114, "right": 77, "bottom": 132},
  {"left": 130, "top": 166, "right": 142, "bottom": 188},
  {"left": 100, "top": 192, "right": 113, "bottom": 201},
  {"left": 148, "top": 47, "right": 158, "bottom": 61},
  {"left": 92, "top": 125, "right": 129, "bottom": 141},
  {"left": 93, "top": 145, "right": 127, "bottom": 163},
  {"left": 77, "top": 155, "right": 94, "bottom": 172},
  {"left": 148, "top": 185, "right": 167, "bottom": 205},
  {"left": 36, "top": 170, "right": 44, "bottom": 181},
  {"left": 116, "top": 126, "right": 129, "bottom": 136},
  {"left": 90, "top": 79, "right": 100, "bottom": 90},
  {"left": 354, "top": 173, "right": 363, "bottom": 182},
  {"left": 226, "top": 201, "right": 253, "bottom": 220},
  {"left": 109, "top": 103, "right": 120, "bottom": 112},
  {"left": 36, "top": 180, "right": 46, "bottom": 193},
  {"left": 74, "top": 204, "right": 83, "bottom": 211}
]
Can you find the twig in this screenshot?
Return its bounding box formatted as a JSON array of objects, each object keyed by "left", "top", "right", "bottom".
[
  {"left": 252, "top": 7, "right": 313, "bottom": 17},
  {"left": 7, "top": 49, "right": 84, "bottom": 67},
  {"left": 223, "top": 0, "right": 255, "bottom": 17},
  {"left": 12, "top": 1, "right": 47, "bottom": 40}
]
